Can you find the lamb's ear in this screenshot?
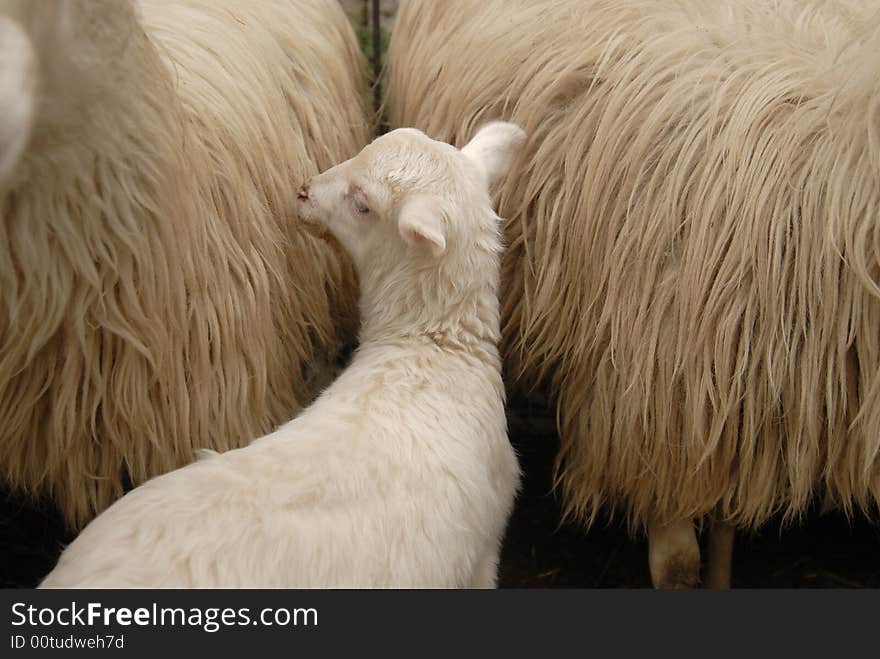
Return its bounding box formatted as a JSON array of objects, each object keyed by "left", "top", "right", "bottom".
[
  {"left": 0, "top": 17, "right": 36, "bottom": 181},
  {"left": 398, "top": 193, "right": 447, "bottom": 257},
  {"left": 461, "top": 121, "right": 526, "bottom": 187}
]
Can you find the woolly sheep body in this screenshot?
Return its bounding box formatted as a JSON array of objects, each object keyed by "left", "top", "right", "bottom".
[
  {"left": 41, "top": 125, "right": 522, "bottom": 588},
  {"left": 388, "top": 0, "right": 880, "bottom": 533},
  {"left": 0, "top": 0, "right": 369, "bottom": 528}
]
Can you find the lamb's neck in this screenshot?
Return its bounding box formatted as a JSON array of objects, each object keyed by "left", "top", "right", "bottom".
[{"left": 357, "top": 270, "right": 502, "bottom": 360}]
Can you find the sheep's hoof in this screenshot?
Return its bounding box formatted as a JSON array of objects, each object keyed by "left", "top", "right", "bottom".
[
  {"left": 652, "top": 551, "right": 701, "bottom": 589},
  {"left": 648, "top": 518, "right": 700, "bottom": 589}
]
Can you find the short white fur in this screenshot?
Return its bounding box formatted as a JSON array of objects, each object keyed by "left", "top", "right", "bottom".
[{"left": 40, "top": 123, "right": 524, "bottom": 588}]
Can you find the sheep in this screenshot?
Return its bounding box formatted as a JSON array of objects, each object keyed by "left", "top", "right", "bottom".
[
  {"left": 40, "top": 122, "right": 524, "bottom": 588},
  {"left": 387, "top": 0, "right": 880, "bottom": 587},
  {"left": 0, "top": 0, "right": 369, "bottom": 530}
]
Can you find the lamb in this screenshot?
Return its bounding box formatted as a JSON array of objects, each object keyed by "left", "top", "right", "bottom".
[
  {"left": 0, "top": 0, "right": 369, "bottom": 529},
  {"left": 387, "top": 0, "right": 880, "bottom": 587},
  {"left": 40, "top": 122, "right": 525, "bottom": 588}
]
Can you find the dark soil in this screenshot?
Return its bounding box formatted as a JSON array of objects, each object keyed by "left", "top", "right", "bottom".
[
  {"left": 1, "top": 489, "right": 74, "bottom": 588},
  {"left": 2, "top": 392, "right": 878, "bottom": 588}
]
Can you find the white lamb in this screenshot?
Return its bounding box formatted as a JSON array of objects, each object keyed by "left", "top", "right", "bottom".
[{"left": 40, "top": 122, "right": 525, "bottom": 588}]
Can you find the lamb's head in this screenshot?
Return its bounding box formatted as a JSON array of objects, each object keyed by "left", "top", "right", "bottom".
[{"left": 295, "top": 122, "right": 525, "bottom": 278}]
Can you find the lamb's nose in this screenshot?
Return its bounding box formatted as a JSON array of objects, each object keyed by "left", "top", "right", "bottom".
[{"left": 296, "top": 184, "right": 310, "bottom": 201}]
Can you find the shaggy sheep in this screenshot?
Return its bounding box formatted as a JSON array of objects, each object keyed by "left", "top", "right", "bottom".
[
  {"left": 0, "top": 0, "right": 369, "bottom": 529},
  {"left": 40, "top": 123, "right": 524, "bottom": 588},
  {"left": 387, "top": 0, "right": 880, "bottom": 587}
]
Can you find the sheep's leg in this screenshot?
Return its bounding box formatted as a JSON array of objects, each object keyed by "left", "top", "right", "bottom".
[
  {"left": 471, "top": 550, "right": 500, "bottom": 588},
  {"left": 648, "top": 518, "right": 700, "bottom": 588},
  {"left": 704, "top": 520, "right": 735, "bottom": 589}
]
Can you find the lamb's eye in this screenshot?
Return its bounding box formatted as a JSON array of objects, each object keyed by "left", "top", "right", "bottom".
[{"left": 350, "top": 188, "right": 370, "bottom": 214}]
